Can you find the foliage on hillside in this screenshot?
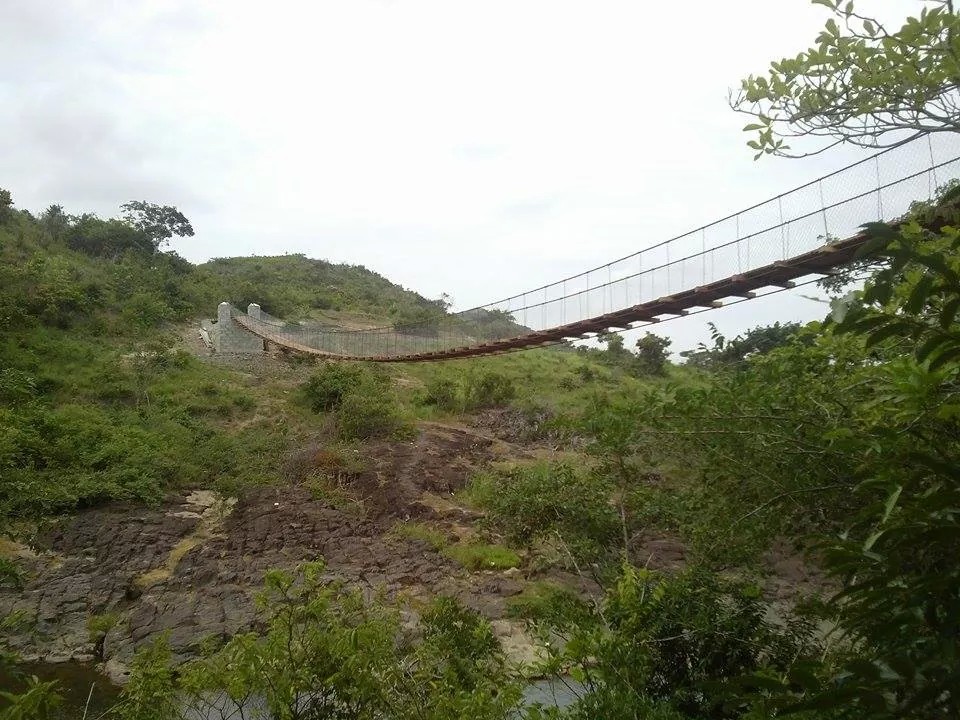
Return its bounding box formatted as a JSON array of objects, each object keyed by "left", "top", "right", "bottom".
[
  {"left": 0, "top": 195, "right": 306, "bottom": 522},
  {"left": 198, "top": 253, "right": 534, "bottom": 343},
  {"left": 198, "top": 253, "right": 449, "bottom": 326},
  {"left": 111, "top": 563, "right": 522, "bottom": 720},
  {"left": 0, "top": 203, "right": 209, "bottom": 333}
]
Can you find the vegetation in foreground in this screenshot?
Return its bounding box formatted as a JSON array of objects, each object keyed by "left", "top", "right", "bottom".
[{"left": 3, "top": 1, "right": 960, "bottom": 718}]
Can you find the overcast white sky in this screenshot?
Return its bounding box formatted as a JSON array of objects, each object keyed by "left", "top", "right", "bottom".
[{"left": 1, "top": 0, "right": 922, "bottom": 352}]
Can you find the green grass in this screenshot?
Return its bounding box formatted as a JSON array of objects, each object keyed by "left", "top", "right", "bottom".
[
  {"left": 0, "top": 323, "right": 323, "bottom": 518},
  {"left": 390, "top": 521, "right": 521, "bottom": 571},
  {"left": 397, "top": 348, "right": 680, "bottom": 417},
  {"left": 86, "top": 612, "right": 121, "bottom": 642},
  {"left": 506, "top": 581, "right": 581, "bottom": 620},
  {"left": 304, "top": 472, "right": 365, "bottom": 514},
  {"left": 443, "top": 542, "right": 521, "bottom": 571},
  {"left": 390, "top": 521, "right": 448, "bottom": 550}
]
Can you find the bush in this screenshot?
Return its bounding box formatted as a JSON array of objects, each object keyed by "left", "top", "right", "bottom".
[
  {"left": 633, "top": 332, "right": 672, "bottom": 376},
  {"left": 533, "top": 566, "right": 819, "bottom": 720},
  {"left": 86, "top": 612, "right": 120, "bottom": 642},
  {"left": 302, "top": 363, "right": 370, "bottom": 412},
  {"left": 465, "top": 462, "right": 618, "bottom": 559},
  {"left": 422, "top": 376, "right": 459, "bottom": 411},
  {"left": 464, "top": 371, "right": 516, "bottom": 409},
  {"left": 113, "top": 563, "right": 523, "bottom": 720},
  {"left": 335, "top": 388, "right": 411, "bottom": 441},
  {"left": 0, "top": 558, "right": 23, "bottom": 590},
  {"left": 419, "top": 371, "right": 517, "bottom": 413},
  {"left": 304, "top": 471, "right": 364, "bottom": 513},
  {"left": 301, "top": 363, "right": 411, "bottom": 440}
]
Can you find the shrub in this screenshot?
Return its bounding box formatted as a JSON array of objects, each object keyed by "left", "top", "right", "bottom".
[
  {"left": 111, "top": 635, "right": 180, "bottom": 720},
  {"left": 633, "top": 332, "right": 672, "bottom": 376},
  {"left": 533, "top": 566, "right": 818, "bottom": 720},
  {"left": 575, "top": 365, "right": 598, "bottom": 382},
  {"left": 86, "top": 612, "right": 120, "bottom": 642},
  {"left": 0, "top": 558, "right": 23, "bottom": 590},
  {"left": 114, "top": 563, "right": 523, "bottom": 720},
  {"left": 466, "top": 462, "right": 618, "bottom": 559},
  {"left": 304, "top": 471, "right": 363, "bottom": 513},
  {"left": 419, "top": 371, "right": 517, "bottom": 413},
  {"left": 464, "top": 371, "right": 516, "bottom": 409},
  {"left": 422, "top": 376, "right": 459, "bottom": 411},
  {"left": 302, "top": 363, "right": 369, "bottom": 412},
  {"left": 335, "top": 388, "right": 411, "bottom": 441}
]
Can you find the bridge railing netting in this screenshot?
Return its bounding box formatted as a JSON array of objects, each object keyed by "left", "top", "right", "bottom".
[{"left": 234, "top": 133, "right": 960, "bottom": 359}]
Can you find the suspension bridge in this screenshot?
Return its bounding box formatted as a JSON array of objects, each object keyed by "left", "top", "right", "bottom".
[{"left": 212, "top": 133, "right": 960, "bottom": 362}]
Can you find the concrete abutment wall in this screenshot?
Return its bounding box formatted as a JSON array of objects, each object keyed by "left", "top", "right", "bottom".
[{"left": 213, "top": 302, "right": 265, "bottom": 353}]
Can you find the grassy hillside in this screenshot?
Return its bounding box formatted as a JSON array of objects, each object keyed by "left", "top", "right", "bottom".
[
  {"left": 199, "top": 254, "right": 447, "bottom": 327},
  {"left": 0, "top": 192, "right": 625, "bottom": 523},
  {"left": 0, "top": 202, "right": 309, "bottom": 519},
  {"left": 198, "top": 254, "right": 532, "bottom": 340}
]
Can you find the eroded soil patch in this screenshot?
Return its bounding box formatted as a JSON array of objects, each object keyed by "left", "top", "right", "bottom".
[{"left": 0, "top": 427, "right": 538, "bottom": 681}]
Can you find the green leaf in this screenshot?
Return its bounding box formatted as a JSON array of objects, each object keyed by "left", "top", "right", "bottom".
[
  {"left": 743, "top": 673, "right": 787, "bottom": 691},
  {"left": 855, "top": 235, "right": 893, "bottom": 259},
  {"left": 847, "top": 315, "right": 891, "bottom": 332},
  {"left": 928, "top": 344, "right": 960, "bottom": 371},
  {"left": 788, "top": 664, "right": 822, "bottom": 691},
  {"left": 914, "top": 252, "right": 960, "bottom": 285},
  {"left": 904, "top": 274, "right": 935, "bottom": 314},
  {"left": 866, "top": 321, "right": 913, "bottom": 347},
  {"left": 917, "top": 333, "right": 951, "bottom": 362},
  {"left": 940, "top": 297, "right": 960, "bottom": 329},
  {"left": 863, "top": 529, "right": 884, "bottom": 551},
  {"left": 881, "top": 485, "right": 902, "bottom": 524}
]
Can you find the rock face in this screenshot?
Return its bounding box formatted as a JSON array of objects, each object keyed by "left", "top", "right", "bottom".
[{"left": 0, "top": 426, "right": 543, "bottom": 682}]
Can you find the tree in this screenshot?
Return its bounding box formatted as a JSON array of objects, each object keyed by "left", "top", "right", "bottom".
[
  {"left": 598, "top": 331, "right": 627, "bottom": 355},
  {"left": 39, "top": 205, "right": 68, "bottom": 241},
  {"left": 723, "top": 2, "right": 960, "bottom": 715},
  {"left": 681, "top": 321, "right": 803, "bottom": 369},
  {"left": 634, "top": 332, "right": 672, "bottom": 375},
  {"left": 0, "top": 189, "right": 12, "bottom": 224},
  {"left": 120, "top": 201, "right": 194, "bottom": 250},
  {"left": 66, "top": 214, "right": 154, "bottom": 258},
  {"left": 732, "top": 0, "right": 960, "bottom": 158}
]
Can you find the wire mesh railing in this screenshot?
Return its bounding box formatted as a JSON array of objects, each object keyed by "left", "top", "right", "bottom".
[{"left": 231, "top": 132, "right": 960, "bottom": 360}]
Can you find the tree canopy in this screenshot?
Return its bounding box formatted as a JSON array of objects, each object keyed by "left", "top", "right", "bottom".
[
  {"left": 732, "top": 0, "right": 960, "bottom": 157},
  {"left": 120, "top": 200, "right": 195, "bottom": 250}
]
